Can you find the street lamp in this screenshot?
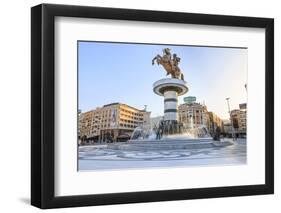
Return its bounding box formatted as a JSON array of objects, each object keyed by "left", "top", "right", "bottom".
[{"left": 226, "top": 97, "right": 235, "bottom": 140}]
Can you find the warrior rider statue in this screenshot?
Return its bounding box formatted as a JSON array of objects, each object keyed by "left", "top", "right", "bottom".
[{"left": 152, "top": 48, "right": 184, "bottom": 81}]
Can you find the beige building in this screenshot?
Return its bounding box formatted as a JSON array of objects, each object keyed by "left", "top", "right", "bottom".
[
  {"left": 178, "top": 102, "right": 223, "bottom": 135},
  {"left": 208, "top": 111, "right": 224, "bottom": 134},
  {"left": 79, "top": 103, "right": 151, "bottom": 143},
  {"left": 230, "top": 103, "right": 247, "bottom": 136},
  {"left": 178, "top": 102, "right": 209, "bottom": 128},
  {"left": 79, "top": 110, "right": 94, "bottom": 141}
]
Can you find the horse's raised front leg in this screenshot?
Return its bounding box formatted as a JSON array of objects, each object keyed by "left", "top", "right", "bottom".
[
  {"left": 152, "top": 55, "right": 161, "bottom": 65},
  {"left": 152, "top": 57, "right": 157, "bottom": 65}
]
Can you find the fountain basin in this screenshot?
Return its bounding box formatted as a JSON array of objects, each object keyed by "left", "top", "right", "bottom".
[{"left": 108, "top": 138, "right": 233, "bottom": 151}]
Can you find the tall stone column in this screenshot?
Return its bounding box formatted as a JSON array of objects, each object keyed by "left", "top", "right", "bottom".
[
  {"left": 153, "top": 78, "right": 188, "bottom": 122},
  {"left": 164, "top": 90, "right": 178, "bottom": 121}
]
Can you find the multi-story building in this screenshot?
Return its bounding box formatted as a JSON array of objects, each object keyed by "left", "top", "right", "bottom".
[
  {"left": 238, "top": 103, "right": 247, "bottom": 135},
  {"left": 230, "top": 103, "right": 247, "bottom": 136},
  {"left": 78, "top": 109, "right": 82, "bottom": 140},
  {"left": 79, "top": 110, "right": 94, "bottom": 143},
  {"left": 208, "top": 111, "right": 224, "bottom": 135},
  {"left": 178, "top": 102, "right": 224, "bottom": 135},
  {"left": 79, "top": 103, "right": 151, "bottom": 143},
  {"left": 178, "top": 102, "right": 209, "bottom": 129}
]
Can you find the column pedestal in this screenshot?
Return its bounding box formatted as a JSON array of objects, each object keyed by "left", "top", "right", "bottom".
[
  {"left": 164, "top": 90, "right": 178, "bottom": 121},
  {"left": 153, "top": 78, "right": 188, "bottom": 123}
]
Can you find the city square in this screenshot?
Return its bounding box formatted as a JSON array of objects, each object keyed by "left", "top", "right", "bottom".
[{"left": 78, "top": 42, "right": 247, "bottom": 171}]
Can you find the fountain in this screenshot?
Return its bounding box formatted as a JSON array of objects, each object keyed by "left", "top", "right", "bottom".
[
  {"left": 130, "top": 120, "right": 211, "bottom": 141},
  {"left": 108, "top": 48, "right": 233, "bottom": 151}
]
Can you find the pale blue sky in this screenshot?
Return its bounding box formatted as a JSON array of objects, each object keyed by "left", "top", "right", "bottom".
[{"left": 78, "top": 41, "right": 247, "bottom": 119}]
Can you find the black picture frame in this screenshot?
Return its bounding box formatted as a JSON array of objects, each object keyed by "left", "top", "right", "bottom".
[{"left": 31, "top": 3, "right": 274, "bottom": 209}]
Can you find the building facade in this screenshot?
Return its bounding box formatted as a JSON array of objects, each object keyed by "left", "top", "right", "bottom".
[
  {"left": 178, "top": 102, "right": 209, "bottom": 128},
  {"left": 230, "top": 103, "right": 247, "bottom": 136},
  {"left": 207, "top": 111, "right": 224, "bottom": 135},
  {"left": 178, "top": 102, "right": 223, "bottom": 135},
  {"left": 79, "top": 110, "right": 94, "bottom": 143},
  {"left": 79, "top": 103, "right": 151, "bottom": 143}
]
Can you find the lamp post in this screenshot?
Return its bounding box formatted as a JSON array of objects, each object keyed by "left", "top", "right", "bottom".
[{"left": 226, "top": 97, "right": 235, "bottom": 140}]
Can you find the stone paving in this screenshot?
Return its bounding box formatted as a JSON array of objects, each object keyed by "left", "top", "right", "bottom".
[{"left": 78, "top": 139, "right": 246, "bottom": 171}]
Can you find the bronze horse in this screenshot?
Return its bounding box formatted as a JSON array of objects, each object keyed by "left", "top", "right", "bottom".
[{"left": 152, "top": 48, "right": 184, "bottom": 81}]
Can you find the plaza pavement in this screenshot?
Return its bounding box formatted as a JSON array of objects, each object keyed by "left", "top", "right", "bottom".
[{"left": 78, "top": 139, "right": 246, "bottom": 171}]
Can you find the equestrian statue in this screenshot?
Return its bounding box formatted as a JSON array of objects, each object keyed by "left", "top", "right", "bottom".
[{"left": 152, "top": 48, "right": 185, "bottom": 81}]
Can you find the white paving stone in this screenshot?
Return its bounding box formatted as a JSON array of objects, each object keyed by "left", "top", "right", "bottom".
[{"left": 78, "top": 139, "right": 246, "bottom": 171}]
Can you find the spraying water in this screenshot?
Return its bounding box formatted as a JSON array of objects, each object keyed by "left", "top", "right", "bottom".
[{"left": 131, "top": 119, "right": 211, "bottom": 141}]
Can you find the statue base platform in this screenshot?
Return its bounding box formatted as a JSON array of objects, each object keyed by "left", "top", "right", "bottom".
[{"left": 153, "top": 78, "right": 188, "bottom": 121}]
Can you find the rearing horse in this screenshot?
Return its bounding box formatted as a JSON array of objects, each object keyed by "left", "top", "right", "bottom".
[{"left": 152, "top": 48, "right": 184, "bottom": 81}]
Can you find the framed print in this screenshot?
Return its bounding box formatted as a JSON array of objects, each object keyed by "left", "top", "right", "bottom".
[{"left": 31, "top": 3, "right": 274, "bottom": 209}]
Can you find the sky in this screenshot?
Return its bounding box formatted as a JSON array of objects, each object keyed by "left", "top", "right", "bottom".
[{"left": 78, "top": 41, "right": 247, "bottom": 120}]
